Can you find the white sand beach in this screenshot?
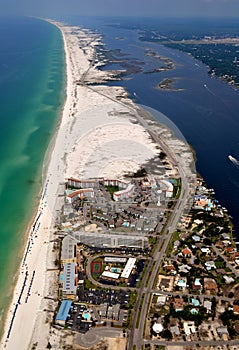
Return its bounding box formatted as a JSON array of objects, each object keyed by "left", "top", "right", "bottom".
[{"left": 0, "top": 20, "right": 159, "bottom": 349}]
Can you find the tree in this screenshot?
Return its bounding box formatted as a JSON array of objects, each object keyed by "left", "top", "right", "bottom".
[{"left": 161, "top": 329, "right": 173, "bottom": 340}]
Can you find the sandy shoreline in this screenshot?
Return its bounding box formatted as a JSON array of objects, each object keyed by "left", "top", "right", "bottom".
[{"left": 0, "top": 19, "right": 163, "bottom": 349}]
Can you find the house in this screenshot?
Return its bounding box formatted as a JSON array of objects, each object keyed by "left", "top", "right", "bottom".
[
  {"left": 182, "top": 247, "right": 192, "bottom": 258},
  {"left": 194, "top": 219, "right": 203, "bottom": 225},
  {"left": 179, "top": 232, "right": 189, "bottom": 241},
  {"left": 222, "top": 233, "right": 230, "bottom": 240},
  {"left": 176, "top": 276, "right": 187, "bottom": 290},
  {"left": 205, "top": 261, "right": 216, "bottom": 270},
  {"left": 174, "top": 240, "right": 181, "bottom": 249},
  {"left": 152, "top": 321, "right": 163, "bottom": 334},
  {"left": 235, "top": 320, "right": 239, "bottom": 334},
  {"left": 192, "top": 235, "right": 201, "bottom": 242},
  {"left": 231, "top": 252, "right": 239, "bottom": 260},
  {"left": 178, "top": 264, "right": 191, "bottom": 274},
  {"left": 216, "top": 326, "right": 229, "bottom": 340},
  {"left": 233, "top": 305, "right": 239, "bottom": 315},
  {"left": 223, "top": 275, "right": 234, "bottom": 284},
  {"left": 174, "top": 297, "right": 184, "bottom": 312},
  {"left": 165, "top": 265, "right": 177, "bottom": 275},
  {"left": 192, "top": 278, "right": 202, "bottom": 291},
  {"left": 225, "top": 247, "right": 236, "bottom": 254},
  {"left": 183, "top": 321, "right": 196, "bottom": 336},
  {"left": 190, "top": 298, "right": 200, "bottom": 307},
  {"left": 204, "top": 278, "right": 218, "bottom": 294},
  {"left": 160, "top": 278, "right": 171, "bottom": 290},
  {"left": 170, "top": 325, "right": 180, "bottom": 336},
  {"left": 204, "top": 300, "right": 212, "bottom": 313},
  {"left": 201, "top": 247, "right": 211, "bottom": 254},
  {"left": 156, "top": 295, "right": 167, "bottom": 306}
]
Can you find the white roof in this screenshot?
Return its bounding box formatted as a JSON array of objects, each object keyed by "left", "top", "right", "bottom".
[
  {"left": 152, "top": 323, "right": 163, "bottom": 334},
  {"left": 201, "top": 247, "right": 211, "bottom": 253},
  {"left": 104, "top": 257, "right": 127, "bottom": 263},
  {"left": 121, "top": 258, "right": 136, "bottom": 279},
  {"left": 157, "top": 295, "right": 166, "bottom": 304},
  {"left": 101, "top": 271, "right": 119, "bottom": 279}
]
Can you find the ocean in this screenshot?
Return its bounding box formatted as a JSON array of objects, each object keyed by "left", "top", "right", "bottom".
[
  {"left": 1, "top": 13, "right": 239, "bottom": 335},
  {"left": 0, "top": 16, "right": 65, "bottom": 330}
]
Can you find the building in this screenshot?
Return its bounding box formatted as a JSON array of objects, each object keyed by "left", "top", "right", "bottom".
[
  {"left": 192, "top": 278, "right": 202, "bottom": 291},
  {"left": 175, "top": 276, "right": 187, "bottom": 290},
  {"left": 55, "top": 300, "right": 72, "bottom": 326},
  {"left": 113, "top": 183, "right": 135, "bottom": 202},
  {"left": 216, "top": 326, "right": 229, "bottom": 340},
  {"left": 67, "top": 177, "right": 98, "bottom": 188},
  {"left": 121, "top": 258, "right": 136, "bottom": 279},
  {"left": 205, "top": 261, "right": 216, "bottom": 270},
  {"left": 183, "top": 321, "right": 196, "bottom": 336},
  {"left": 159, "top": 179, "right": 174, "bottom": 198},
  {"left": 174, "top": 297, "right": 184, "bottom": 312},
  {"left": 66, "top": 188, "right": 94, "bottom": 203},
  {"left": 104, "top": 256, "right": 127, "bottom": 263},
  {"left": 101, "top": 271, "right": 120, "bottom": 281},
  {"left": 152, "top": 322, "right": 163, "bottom": 334},
  {"left": 204, "top": 300, "right": 212, "bottom": 313},
  {"left": 103, "top": 178, "right": 129, "bottom": 189},
  {"left": 62, "top": 262, "right": 78, "bottom": 299},
  {"left": 156, "top": 295, "right": 167, "bottom": 306},
  {"left": 233, "top": 305, "right": 239, "bottom": 315},
  {"left": 170, "top": 325, "right": 180, "bottom": 336},
  {"left": 182, "top": 247, "right": 192, "bottom": 258},
  {"left": 65, "top": 231, "right": 148, "bottom": 250},
  {"left": 61, "top": 235, "right": 76, "bottom": 263},
  {"left": 204, "top": 278, "right": 218, "bottom": 294}
]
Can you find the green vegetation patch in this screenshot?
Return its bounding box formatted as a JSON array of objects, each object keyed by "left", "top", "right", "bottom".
[{"left": 106, "top": 185, "right": 119, "bottom": 199}]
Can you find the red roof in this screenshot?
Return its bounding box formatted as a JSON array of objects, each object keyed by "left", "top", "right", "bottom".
[{"left": 182, "top": 248, "right": 192, "bottom": 256}]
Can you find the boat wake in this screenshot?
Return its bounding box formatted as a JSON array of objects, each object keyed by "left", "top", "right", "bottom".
[
  {"left": 228, "top": 155, "right": 239, "bottom": 168},
  {"left": 204, "top": 83, "right": 216, "bottom": 97}
]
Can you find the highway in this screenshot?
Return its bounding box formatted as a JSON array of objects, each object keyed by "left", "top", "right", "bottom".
[{"left": 127, "top": 117, "right": 193, "bottom": 350}]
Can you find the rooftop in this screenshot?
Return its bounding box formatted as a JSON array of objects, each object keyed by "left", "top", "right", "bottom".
[{"left": 56, "top": 300, "right": 72, "bottom": 322}]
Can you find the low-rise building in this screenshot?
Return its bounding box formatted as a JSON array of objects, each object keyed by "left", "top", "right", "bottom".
[
  {"left": 55, "top": 300, "right": 72, "bottom": 326},
  {"left": 121, "top": 258, "right": 136, "bottom": 279},
  {"left": 204, "top": 300, "right": 212, "bottom": 313},
  {"left": 173, "top": 297, "right": 184, "bottom": 312},
  {"left": 182, "top": 247, "right": 192, "bottom": 258},
  {"left": 101, "top": 271, "right": 120, "bottom": 281},
  {"left": 205, "top": 260, "right": 216, "bottom": 270},
  {"left": 192, "top": 278, "right": 202, "bottom": 291},
  {"left": 204, "top": 278, "right": 218, "bottom": 294},
  {"left": 175, "top": 276, "right": 187, "bottom": 290},
  {"left": 183, "top": 321, "right": 196, "bottom": 336}
]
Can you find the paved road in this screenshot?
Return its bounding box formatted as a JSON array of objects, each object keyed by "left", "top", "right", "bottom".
[
  {"left": 145, "top": 339, "right": 239, "bottom": 347},
  {"left": 127, "top": 118, "right": 193, "bottom": 349},
  {"left": 150, "top": 289, "right": 234, "bottom": 303},
  {"left": 212, "top": 244, "right": 239, "bottom": 277}
]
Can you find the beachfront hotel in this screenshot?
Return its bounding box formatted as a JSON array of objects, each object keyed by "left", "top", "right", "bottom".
[{"left": 66, "top": 177, "right": 135, "bottom": 202}]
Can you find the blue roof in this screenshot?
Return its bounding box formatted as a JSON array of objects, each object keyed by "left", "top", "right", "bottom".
[{"left": 56, "top": 300, "right": 72, "bottom": 321}]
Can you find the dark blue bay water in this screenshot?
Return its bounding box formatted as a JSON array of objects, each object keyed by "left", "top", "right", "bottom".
[
  {"left": 62, "top": 16, "right": 239, "bottom": 237},
  {"left": 0, "top": 17, "right": 65, "bottom": 329}
]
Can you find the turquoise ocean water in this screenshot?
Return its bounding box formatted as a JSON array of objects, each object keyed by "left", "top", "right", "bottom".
[{"left": 0, "top": 17, "right": 65, "bottom": 332}]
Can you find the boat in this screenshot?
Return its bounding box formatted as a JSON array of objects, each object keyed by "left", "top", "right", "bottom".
[{"left": 228, "top": 155, "right": 239, "bottom": 167}]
